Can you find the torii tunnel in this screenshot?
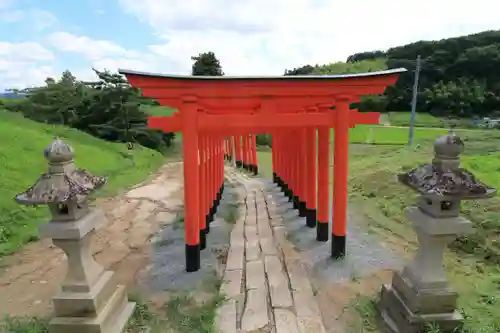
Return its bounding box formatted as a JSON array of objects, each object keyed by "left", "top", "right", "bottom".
[{"left": 119, "top": 68, "right": 406, "bottom": 272}]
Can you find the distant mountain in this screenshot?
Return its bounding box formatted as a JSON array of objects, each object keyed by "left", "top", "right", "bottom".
[{"left": 0, "top": 92, "right": 27, "bottom": 99}]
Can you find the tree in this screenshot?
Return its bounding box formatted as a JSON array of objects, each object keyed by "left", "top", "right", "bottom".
[
  {"left": 286, "top": 29, "right": 500, "bottom": 117},
  {"left": 284, "top": 65, "right": 315, "bottom": 76},
  {"left": 3, "top": 69, "right": 175, "bottom": 152},
  {"left": 191, "top": 52, "right": 224, "bottom": 76}
]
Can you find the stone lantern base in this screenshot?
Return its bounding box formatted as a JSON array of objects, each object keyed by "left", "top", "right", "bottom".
[
  {"left": 48, "top": 275, "right": 135, "bottom": 333},
  {"left": 377, "top": 207, "right": 472, "bottom": 333},
  {"left": 40, "top": 210, "right": 135, "bottom": 333},
  {"left": 378, "top": 273, "right": 463, "bottom": 333}
]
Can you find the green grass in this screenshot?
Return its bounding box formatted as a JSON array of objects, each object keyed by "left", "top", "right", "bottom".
[
  {"left": 345, "top": 125, "right": 450, "bottom": 144},
  {"left": 142, "top": 105, "right": 178, "bottom": 117},
  {"left": 388, "top": 112, "right": 475, "bottom": 129},
  {"left": 257, "top": 127, "right": 500, "bottom": 332},
  {"left": 0, "top": 109, "right": 175, "bottom": 256}
]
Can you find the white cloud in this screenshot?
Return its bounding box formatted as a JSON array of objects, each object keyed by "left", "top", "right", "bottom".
[
  {"left": 118, "top": 0, "right": 500, "bottom": 75},
  {"left": 0, "top": 42, "right": 56, "bottom": 90},
  {"left": 31, "top": 9, "right": 58, "bottom": 32},
  {"left": 47, "top": 32, "right": 141, "bottom": 60},
  {"left": 0, "top": 10, "right": 24, "bottom": 22},
  {"left": 3, "top": 0, "right": 500, "bottom": 90},
  {"left": 0, "top": 42, "right": 54, "bottom": 61}
]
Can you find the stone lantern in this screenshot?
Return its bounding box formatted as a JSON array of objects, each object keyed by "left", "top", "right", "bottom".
[
  {"left": 378, "top": 130, "right": 495, "bottom": 333},
  {"left": 15, "top": 138, "right": 135, "bottom": 333}
]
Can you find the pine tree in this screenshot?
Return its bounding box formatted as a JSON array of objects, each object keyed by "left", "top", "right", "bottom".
[{"left": 191, "top": 52, "right": 224, "bottom": 76}]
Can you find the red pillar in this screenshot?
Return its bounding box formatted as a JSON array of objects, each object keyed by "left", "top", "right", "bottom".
[
  {"left": 332, "top": 97, "right": 350, "bottom": 258},
  {"left": 251, "top": 134, "right": 258, "bottom": 175},
  {"left": 242, "top": 134, "right": 249, "bottom": 170},
  {"left": 292, "top": 131, "right": 299, "bottom": 209},
  {"left": 272, "top": 133, "right": 278, "bottom": 183},
  {"left": 306, "top": 127, "right": 317, "bottom": 228},
  {"left": 316, "top": 126, "right": 329, "bottom": 242},
  {"left": 228, "top": 137, "right": 234, "bottom": 162},
  {"left": 181, "top": 97, "right": 200, "bottom": 272},
  {"left": 199, "top": 134, "right": 207, "bottom": 249},
  {"left": 298, "top": 129, "right": 308, "bottom": 217},
  {"left": 235, "top": 135, "right": 243, "bottom": 168}
]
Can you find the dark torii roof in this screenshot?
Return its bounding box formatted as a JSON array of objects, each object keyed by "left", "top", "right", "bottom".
[{"left": 118, "top": 68, "right": 407, "bottom": 81}]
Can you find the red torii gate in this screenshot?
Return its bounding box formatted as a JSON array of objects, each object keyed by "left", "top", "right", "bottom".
[{"left": 119, "top": 68, "right": 405, "bottom": 272}]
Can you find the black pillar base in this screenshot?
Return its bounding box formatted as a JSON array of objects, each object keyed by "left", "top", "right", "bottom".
[
  {"left": 185, "top": 244, "right": 201, "bottom": 272},
  {"left": 273, "top": 172, "right": 277, "bottom": 183},
  {"left": 331, "top": 234, "right": 346, "bottom": 259},
  {"left": 293, "top": 196, "right": 300, "bottom": 210},
  {"left": 316, "top": 222, "right": 329, "bottom": 242},
  {"left": 253, "top": 166, "right": 258, "bottom": 176},
  {"left": 205, "top": 215, "right": 211, "bottom": 232},
  {"left": 243, "top": 163, "right": 249, "bottom": 171},
  {"left": 236, "top": 160, "right": 243, "bottom": 168},
  {"left": 200, "top": 229, "right": 207, "bottom": 250},
  {"left": 213, "top": 200, "right": 218, "bottom": 214},
  {"left": 306, "top": 209, "right": 317, "bottom": 228},
  {"left": 298, "top": 201, "right": 307, "bottom": 217},
  {"left": 210, "top": 205, "right": 216, "bottom": 219}
]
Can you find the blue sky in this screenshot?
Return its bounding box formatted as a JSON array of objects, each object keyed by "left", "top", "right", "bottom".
[{"left": 1, "top": 0, "right": 500, "bottom": 91}]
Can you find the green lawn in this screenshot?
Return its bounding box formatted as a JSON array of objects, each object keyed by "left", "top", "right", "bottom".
[
  {"left": 346, "top": 125, "right": 449, "bottom": 144},
  {"left": 388, "top": 111, "right": 474, "bottom": 129},
  {"left": 0, "top": 110, "right": 174, "bottom": 256},
  {"left": 257, "top": 127, "right": 500, "bottom": 332},
  {"left": 142, "top": 105, "right": 178, "bottom": 117}
]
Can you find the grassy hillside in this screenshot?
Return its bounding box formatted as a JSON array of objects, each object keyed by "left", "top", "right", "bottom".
[
  {"left": 0, "top": 109, "right": 170, "bottom": 256},
  {"left": 257, "top": 127, "right": 500, "bottom": 332}
]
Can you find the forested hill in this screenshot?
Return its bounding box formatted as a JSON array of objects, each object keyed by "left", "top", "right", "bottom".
[{"left": 285, "top": 30, "right": 500, "bottom": 118}]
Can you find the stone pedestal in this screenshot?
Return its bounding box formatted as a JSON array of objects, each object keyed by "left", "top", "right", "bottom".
[
  {"left": 40, "top": 210, "right": 135, "bottom": 333},
  {"left": 378, "top": 207, "right": 472, "bottom": 333}
]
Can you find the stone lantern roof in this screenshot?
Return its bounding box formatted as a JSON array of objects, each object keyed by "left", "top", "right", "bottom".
[
  {"left": 398, "top": 130, "right": 495, "bottom": 199},
  {"left": 14, "top": 138, "right": 107, "bottom": 205}
]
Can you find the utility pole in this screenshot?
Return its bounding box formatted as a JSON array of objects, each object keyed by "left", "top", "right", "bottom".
[{"left": 408, "top": 55, "right": 421, "bottom": 145}]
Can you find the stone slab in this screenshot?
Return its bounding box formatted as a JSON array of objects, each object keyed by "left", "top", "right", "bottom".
[
  {"left": 241, "top": 288, "right": 270, "bottom": 332},
  {"left": 226, "top": 247, "right": 244, "bottom": 271},
  {"left": 216, "top": 299, "right": 237, "bottom": 333},
  {"left": 221, "top": 269, "right": 243, "bottom": 299},
  {"left": 246, "top": 260, "right": 266, "bottom": 290},
  {"left": 293, "top": 290, "right": 321, "bottom": 319},
  {"left": 274, "top": 308, "right": 299, "bottom": 333}
]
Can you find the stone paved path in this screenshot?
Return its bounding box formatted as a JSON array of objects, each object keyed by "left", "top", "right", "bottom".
[{"left": 216, "top": 171, "right": 326, "bottom": 333}]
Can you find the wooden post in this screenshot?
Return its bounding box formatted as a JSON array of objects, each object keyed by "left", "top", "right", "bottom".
[
  {"left": 316, "top": 126, "right": 329, "bottom": 242},
  {"left": 306, "top": 127, "right": 317, "bottom": 228},
  {"left": 272, "top": 133, "right": 278, "bottom": 183},
  {"left": 248, "top": 135, "right": 255, "bottom": 172},
  {"left": 181, "top": 97, "right": 200, "bottom": 272},
  {"left": 332, "top": 97, "right": 350, "bottom": 258},
  {"left": 235, "top": 135, "right": 242, "bottom": 168},
  {"left": 292, "top": 131, "right": 300, "bottom": 209},
  {"left": 251, "top": 134, "right": 258, "bottom": 175},
  {"left": 199, "top": 134, "right": 207, "bottom": 248},
  {"left": 242, "top": 134, "right": 249, "bottom": 170},
  {"left": 299, "top": 129, "right": 308, "bottom": 217},
  {"left": 228, "top": 137, "right": 234, "bottom": 162}
]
